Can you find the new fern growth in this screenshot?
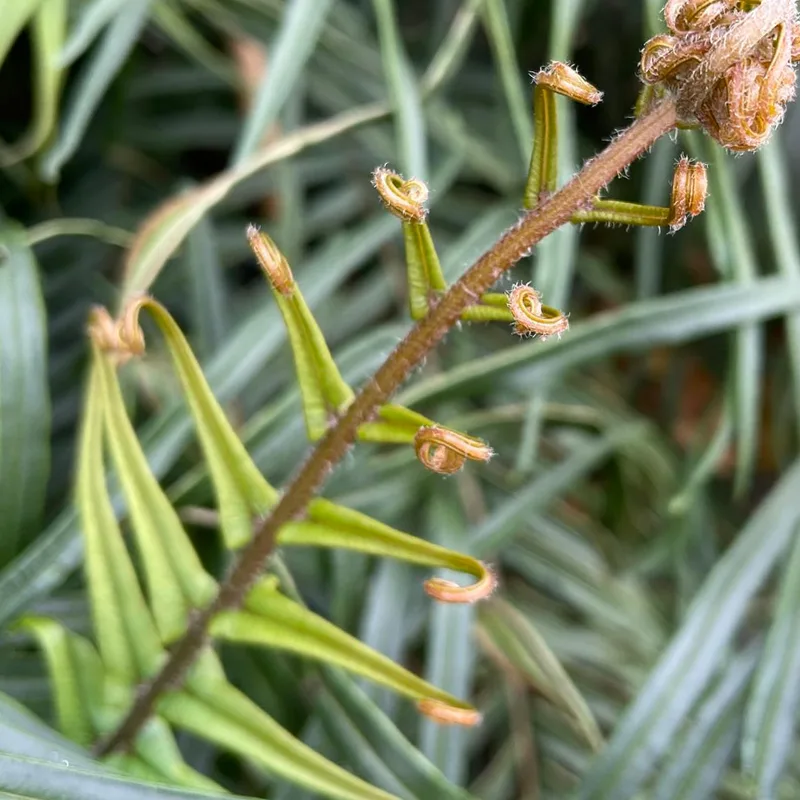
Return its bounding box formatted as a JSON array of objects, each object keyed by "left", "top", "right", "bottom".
[{"left": 23, "top": 2, "right": 800, "bottom": 799}]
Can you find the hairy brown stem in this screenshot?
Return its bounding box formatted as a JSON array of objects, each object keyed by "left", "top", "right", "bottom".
[{"left": 93, "top": 97, "right": 677, "bottom": 757}]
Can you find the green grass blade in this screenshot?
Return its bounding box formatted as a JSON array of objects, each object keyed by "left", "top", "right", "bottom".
[
  {"left": 319, "top": 667, "right": 475, "bottom": 800},
  {"left": 707, "top": 143, "right": 762, "bottom": 496},
  {"left": 479, "top": 0, "right": 532, "bottom": 165},
  {"left": 653, "top": 647, "right": 758, "bottom": 800},
  {"left": 479, "top": 598, "right": 604, "bottom": 752},
  {"left": 182, "top": 209, "right": 228, "bottom": 360},
  {"left": 418, "top": 489, "right": 477, "bottom": 784},
  {"left": 757, "top": 133, "right": 800, "bottom": 426},
  {"left": 0, "top": 222, "right": 50, "bottom": 564},
  {"left": 41, "top": 0, "right": 152, "bottom": 181},
  {"left": 230, "top": 0, "right": 334, "bottom": 165},
  {"left": 58, "top": 0, "right": 129, "bottom": 66},
  {"left": 0, "top": 751, "right": 251, "bottom": 799},
  {"left": 372, "top": 0, "right": 427, "bottom": 178},
  {"left": 741, "top": 525, "right": 800, "bottom": 796},
  {"left": 576, "top": 458, "right": 800, "bottom": 798}
]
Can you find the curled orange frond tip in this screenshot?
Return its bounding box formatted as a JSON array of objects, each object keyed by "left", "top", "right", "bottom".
[
  {"left": 372, "top": 166, "right": 429, "bottom": 223},
  {"left": 414, "top": 425, "right": 493, "bottom": 475},
  {"left": 507, "top": 284, "right": 569, "bottom": 340},
  {"left": 424, "top": 563, "right": 497, "bottom": 604},
  {"left": 417, "top": 698, "right": 483, "bottom": 727}
]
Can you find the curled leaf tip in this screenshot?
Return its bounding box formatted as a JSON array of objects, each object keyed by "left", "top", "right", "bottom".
[
  {"left": 372, "top": 166, "right": 429, "bottom": 223},
  {"left": 87, "top": 304, "right": 146, "bottom": 365},
  {"left": 507, "top": 283, "right": 569, "bottom": 340},
  {"left": 417, "top": 698, "right": 483, "bottom": 727},
  {"left": 533, "top": 61, "right": 603, "bottom": 105},
  {"left": 246, "top": 224, "right": 295, "bottom": 295},
  {"left": 668, "top": 155, "right": 708, "bottom": 231},
  {"left": 642, "top": 0, "right": 798, "bottom": 151},
  {"left": 414, "top": 425, "right": 493, "bottom": 475},
  {"left": 424, "top": 562, "right": 497, "bottom": 604}
]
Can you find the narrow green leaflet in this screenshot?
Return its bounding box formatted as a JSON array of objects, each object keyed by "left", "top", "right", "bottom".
[
  {"left": 15, "top": 617, "right": 99, "bottom": 746},
  {"left": 404, "top": 220, "right": 447, "bottom": 320},
  {"left": 741, "top": 524, "right": 800, "bottom": 797},
  {"left": 231, "top": 0, "right": 334, "bottom": 164},
  {"left": 131, "top": 716, "right": 224, "bottom": 792},
  {"left": 0, "top": 223, "right": 50, "bottom": 565},
  {"left": 75, "top": 360, "right": 163, "bottom": 681},
  {"left": 280, "top": 497, "right": 494, "bottom": 594},
  {"left": 160, "top": 672, "right": 399, "bottom": 800},
  {"left": 576, "top": 458, "right": 800, "bottom": 798},
  {"left": 267, "top": 270, "right": 355, "bottom": 441},
  {"left": 479, "top": 598, "right": 603, "bottom": 751},
  {"left": 96, "top": 353, "right": 217, "bottom": 642},
  {"left": 128, "top": 297, "right": 277, "bottom": 549},
  {"left": 1, "top": 0, "right": 66, "bottom": 165},
  {"left": 211, "top": 576, "right": 476, "bottom": 717}
]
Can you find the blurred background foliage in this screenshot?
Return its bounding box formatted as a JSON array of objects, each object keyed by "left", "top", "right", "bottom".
[{"left": 2, "top": 0, "right": 800, "bottom": 797}]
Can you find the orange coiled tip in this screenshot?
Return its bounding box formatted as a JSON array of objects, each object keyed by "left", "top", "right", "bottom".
[
  {"left": 417, "top": 699, "right": 483, "bottom": 727},
  {"left": 532, "top": 61, "right": 603, "bottom": 105},
  {"left": 669, "top": 156, "right": 708, "bottom": 231},
  {"left": 246, "top": 224, "right": 295, "bottom": 296},
  {"left": 507, "top": 283, "right": 569, "bottom": 340},
  {"left": 414, "top": 425, "right": 493, "bottom": 475},
  {"left": 87, "top": 302, "right": 146, "bottom": 365},
  {"left": 424, "top": 563, "right": 498, "bottom": 604},
  {"left": 372, "top": 166, "right": 429, "bottom": 223}
]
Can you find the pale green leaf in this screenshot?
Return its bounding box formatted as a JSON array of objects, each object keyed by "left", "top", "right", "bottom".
[
  {"left": 0, "top": 222, "right": 50, "bottom": 563},
  {"left": 479, "top": 598, "right": 604, "bottom": 752},
  {"left": 96, "top": 353, "right": 217, "bottom": 642},
  {"left": 15, "top": 617, "right": 98, "bottom": 746},
  {"left": 231, "top": 0, "right": 334, "bottom": 164},
  {"left": 75, "top": 361, "right": 163, "bottom": 681},
  {"left": 741, "top": 525, "right": 800, "bottom": 796},
  {"left": 576, "top": 458, "right": 800, "bottom": 798},
  {"left": 212, "top": 576, "right": 475, "bottom": 717},
  {"left": 160, "top": 674, "right": 399, "bottom": 800}
]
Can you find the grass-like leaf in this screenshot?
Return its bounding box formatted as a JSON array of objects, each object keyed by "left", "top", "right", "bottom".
[{"left": 0, "top": 222, "right": 50, "bottom": 564}]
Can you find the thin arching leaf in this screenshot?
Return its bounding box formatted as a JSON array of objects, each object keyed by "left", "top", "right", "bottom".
[
  {"left": 211, "top": 576, "right": 477, "bottom": 718},
  {"left": 95, "top": 353, "right": 217, "bottom": 642}
]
